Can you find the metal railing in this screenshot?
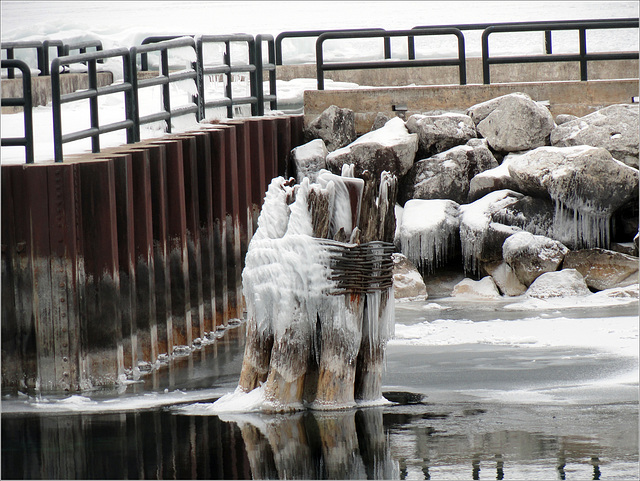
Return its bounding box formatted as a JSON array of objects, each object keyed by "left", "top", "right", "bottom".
[
  {"left": 139, "top": 35, "right": 194, "bottom": 71},
  {"left": 256, "top": 34, "right": 277, "bottom": 114},
  {"left": 51, "top": 48, "right": 135, "bottom": 162},
  {"left": 1, "top": 41, "right": 45, "bottom": 78},
  {"left": 316, "top": 28, "right": 466, "bottom": 89},
  {"left": 1, "top": 59, "right": 34, "bottom": 163},
  {"left": 481, "top": 18, "right": 639, "bottom": 84},
  {"left": 196, "top": 34, "right": 258, "bottom": 119},
  {"left": 130, "top": 37, "right": 199, "bottom": 141},
  {"left": 275, "top": 28, "right": 390, "bottom": 65}
]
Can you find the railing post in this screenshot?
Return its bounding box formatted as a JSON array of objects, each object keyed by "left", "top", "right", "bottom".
[
  {"left": 196, "top": 37, "right": 205, "bottom": 121},
  {"left": 481, "top": 27, "right": 491, "bottom": 85},
  {"left": 225, "top": 40, "right": 233, "bottom": 118},
  {"left": 22, "top": 66, "right": 34, "bottom": 164},
  {"left": 456, "top": 31, "right": 467, "bottom": 85},
  {"left": 544, "top": 30, "right": 552, "bottom": 54},
  {"left": 316, "top": 35, "right": 325, "bottom": 90},
  {"left": 255, "top": 37, "right": 265, "bottom": 116},
  {"left": 51, "top": 57, "right": 64, "bottom": 162},
  {"left": 6, "top": 47, "right": 15, "bottom": 79},
  {"left": 579, "top": 27, "right": 588, "bottom": 81},
  {"left": 161, "top": 49, "right": 171, "bottom": 133},
  {"left": 383, "top": 35, "right": 391, "bottom": 59},
  {"left": 249, "top": 38, "right": 259, "bottom": 117},
  {"left": 88, "top": 59, "right": 100, "bottom": 153},
  {"left": 123, "top": 51, "right": 135, "bottom": 144}
]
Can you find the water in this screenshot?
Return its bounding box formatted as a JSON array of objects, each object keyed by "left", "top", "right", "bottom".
[{"left": 2, "top": 298, "right": 637, "bottom": 479}]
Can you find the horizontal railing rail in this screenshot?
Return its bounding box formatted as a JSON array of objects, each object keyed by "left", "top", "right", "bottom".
[
  {"left": 481, "top": 18, "right": 639, "bottom": 84},
  {"left": 196, "top": 34, "right": 258, "bottom": 119},
  {"left": 130, "top": 37, "right": 199, "bottom": 141},
  {"left": 1, "top": 59, "right": 34, "bottom": 163},
  {"left": 256, "top": 34, "right": 277, "bottom": 114},
  {"left": 51, "top": 48, "right": 135, "bottom": 162},
  {"left": 316, "top": 28, "right": 466, "bottom": 90},
  {"left": 275, "top": 28, "right": 389, "bottom": 65}
]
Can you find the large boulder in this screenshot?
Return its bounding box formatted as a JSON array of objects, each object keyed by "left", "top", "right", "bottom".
[
  {"left": 502, "top": 231, "right": 569, "bottom": 286},
  {"left": 326, "top": 117, "right": 418, "bottom": 177},
  {"left": 507, "top": 145, "right": 639, "bottom": 247},
  {"left": 563, "top": 248, "right": 639, "bottom": 291},
  {"left": 405, "top": 112, "right": 477, "bottom": 158},
  {"left": 466, "top": 92, "right": 555, "bottom": 152},
  {"left": 304, "top": 105, "right": 356, "bottom": 152},
  {"left": 490, "top": 195, "right": 555, "bottom": 238},
  {"left": 392, "top": 253, "right": 428, "bottom": 300},
  {"left": 290, "top": 139, "right": 328, "bottom": 183},
  {"left": 451, "top": 276, "right": 501, "bottom": 299},
  {"left": 396, "top": 199, "right": 460, "bottom": 274},
  {"left": 525, "top": 269, "right": 591, "bottom": 298},
  {"left": 550, "top": 104, "right": 639, "bottom": 169},
  {"left": 399, "top": 138, "right": 498, "bottom": 204}
]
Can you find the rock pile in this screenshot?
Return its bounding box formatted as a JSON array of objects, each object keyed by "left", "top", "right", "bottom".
[{"left": 299, "top": 94, "right": 639, "bottom": 299}]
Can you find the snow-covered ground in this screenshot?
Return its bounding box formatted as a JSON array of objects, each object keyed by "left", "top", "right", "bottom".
[{"left": 1, "top": 1, "right": 638, "bottom": 163}]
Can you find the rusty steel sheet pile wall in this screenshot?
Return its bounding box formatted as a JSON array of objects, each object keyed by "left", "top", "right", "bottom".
[{"left": 0, "top": 114, "right": 304, "bottom": 393}]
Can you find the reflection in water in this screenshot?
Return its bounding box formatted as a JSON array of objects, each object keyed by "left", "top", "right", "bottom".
[{"left": 1, "top": 403, "right": 635, "bottom": 479}]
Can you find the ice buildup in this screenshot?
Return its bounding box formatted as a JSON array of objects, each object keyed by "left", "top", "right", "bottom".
[{"left": 216, "top": 167, "right": 398, "bottom": 413}]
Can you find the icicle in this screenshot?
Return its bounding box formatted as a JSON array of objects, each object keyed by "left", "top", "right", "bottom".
[
  {"left": 317, "top": 170, "right": 364, "bottom": 240},
  {"left": 552, "top": 199, "right": 611, "bottom": 249}
]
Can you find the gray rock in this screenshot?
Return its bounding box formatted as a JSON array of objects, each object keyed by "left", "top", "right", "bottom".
[
  {"left": 304, "top": 105, "right": 356, "bottom": 152},
  {"left": 491, "top": 195, "right": 555, "bottom": 238},
  {"left": 405, "top": 112, "right": 477, "bottom": 158},
  {"left": 451, "top": 276, "right": 501, "bottom": 299},
  {"left": 502, "top": 231, "right": 569, "bottom": 286},
  {"left": 468, "top": 153, "right": 521, "bottom": 202},
  {"left": 550, "top": 104, "right": 639, "bottom": 168},
  {"left": 467, "top": 92, "right": 555, "bottom": 152},
  {"left": 371, "top": 112, "right": 391, "bottom": 131},
  {"left": 392, "top": 253, "right": 428, "bottom": 300},
  {"left": 290, "top": 139, "right": 328, "bottom": 183},
  {"left": 485, "top": 262, "right": 527, "bottom": 296},
  {"left": 563, "top": 248, "right": 639, "bottom": 291},
  {"left": 526, "top": 269, "right": 591, "bottom": 298},
  {"left": 400, "top": 139, "right": 498, "bottom": 204},
  {"left": 507, "top": 145, "right": 639, "bottom": 247},
  {"left": 555, "top": 114, "right": 579, "bottom": 125},
  {"left": 326, "top": 117, "right": 418, "bottom": 178}
]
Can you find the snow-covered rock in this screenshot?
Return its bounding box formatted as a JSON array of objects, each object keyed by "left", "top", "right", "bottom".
[
  {"left": 451, "top": 276, "right": 501, "bottom": 299},
  {"left": 399, "top": 138, "right": 498, "bottom": 204},
  {"left": 484, "top": 262, "right": 527, "bottom": 296},
  {"left": 466, "top": 92, "right": 555, "bottom": 152},
  {"left": 326, "top": 117, "right": 418, "bottom": 177},
  {"left": 468, "top": 153, "right": 521, "bottom": 202},
  {"left": 525, "top": 269, "right": 591, "bottom": 298},
  {"left": 550, "top": 104, "right": 639, "bottom": 169},
  {"left": 392, "top": 253, "right": 428, "bottom": 300},
  {"left": 304, "top": 105, "right": 356, "bottom": 152},
  {"left": 290, "top": 139, "right": 328, "bottom": 183},
  {"left": 507, "top": 145, "right": 639, "bottom": 248},
  {"left": 405, "top": 112, "right": 477, "bottom": 158},
  {"left": 563, "top": 248, "right": 639, "bottom": 291},
  {"left": 502, "top": 231, "right": 569, "bottom": 286},
  {"left": 396, "top": 199, "right": 460, "bottom": 274},
  {"left": 459, "top": 189, "right": 526, "bottom": 276}
]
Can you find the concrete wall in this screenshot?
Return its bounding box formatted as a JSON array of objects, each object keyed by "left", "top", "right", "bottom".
[
  {"left": 1, "top": 72, "right": 114, "bottom": 113},
  {"left": 277, "top": 57, "right": 639, "bottom": 86},
  {"left": 303, "top": 79, "right": 640, "bottom": 134}
]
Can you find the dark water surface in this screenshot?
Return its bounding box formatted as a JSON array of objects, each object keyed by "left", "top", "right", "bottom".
[{"left": 2, "top": 302, "right": 638, "bottom": 480}]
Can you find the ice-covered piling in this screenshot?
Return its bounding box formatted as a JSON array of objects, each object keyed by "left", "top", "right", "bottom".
[{"left": 230, "top": 168, "right": 397, "bottom": 412}]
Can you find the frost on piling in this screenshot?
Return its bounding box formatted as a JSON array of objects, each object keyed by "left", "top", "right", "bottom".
[{"left": 222, "top": 169, "right": 398, "bottom": 413}]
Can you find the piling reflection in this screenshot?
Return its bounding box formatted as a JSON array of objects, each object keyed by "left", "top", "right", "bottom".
[{"left": 1, "top": 403, "right": 633, "bottom": 480}]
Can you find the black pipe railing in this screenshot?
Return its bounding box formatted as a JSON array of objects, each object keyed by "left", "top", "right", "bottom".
[
  {"left": 481, "top": 18, "right": 639, "bottom": 84},
  {"left": 196, "top": 34, "right": 258, "bottom": 119},
  {"left": 1, "top": 59, "right": 34, "bottom": 163},
  {"left": 130, "top": 37, "right": 199, "bottom": 141},
  {"left": 139, "top": 35, "right": 195, "bottom": 71},
  {"left": 275, "top": 28, "right": 390, "bottom": 65},
  {"left": 256, "top": 34, "right": 277, "bottom": 114},
  {"left": 316, "top": 28, "right": 466, "bottom": 90},
  {"left": 1, "top": 41, "right": 45, "bottom": 78},
  {"left": 51, "top": 48, "right": 135, "bottom": 162}
]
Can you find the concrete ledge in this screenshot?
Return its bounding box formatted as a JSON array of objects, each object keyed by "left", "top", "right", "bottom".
[
  {"left": 1, "top": 71, "right": 113, "bottom": 113},
  {"left": 279, "top": 57, "right": 639, "bottom": 87},
  {"left": 303, "top": 79, "right": 640, "bottom": 134}
]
